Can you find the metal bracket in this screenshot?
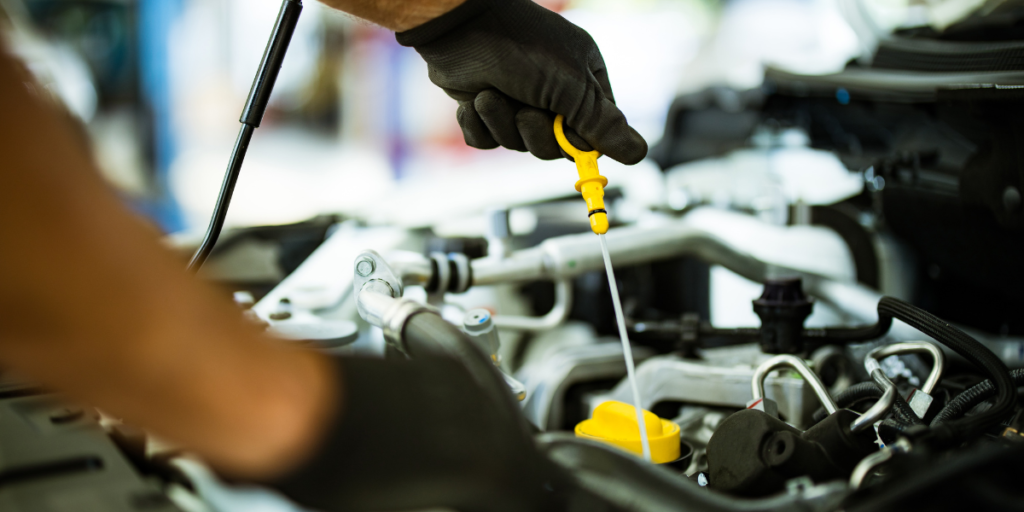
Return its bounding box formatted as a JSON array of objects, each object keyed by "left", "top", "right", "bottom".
[{"left": 353, "top": 249, "right": 403, "bottom": 299}]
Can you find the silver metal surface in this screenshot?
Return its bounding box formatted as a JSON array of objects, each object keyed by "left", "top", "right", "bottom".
[
  {"left": 752, "top": 354, "right": 839, "bottom": 417},
  {"left": 599, "top": 351, "right": 821, "bottom": 428},
  {"left": 850, "top": 369, "right": 897, "bottom": 433},
  {"left": 352, "top": 249, "right": 429, "bottom": 349},
  {"left": 907, "top": 389, "right": 935, "bottom": 419},
  {"left": 471, "top": 221, "right": 774, "bottom": 286},
  {"left": 492, "top": 279, "right": 573, "bottom": 331},
  {"left": 867, "top": 341, "right": 945, "bottom": 395},
  {"left": 467, "top": 215, "right": 935, "bottom": 348},
  {"left": 503, "top": 372, "right": 527, "bottom": 401},
  {"left": 849, "top": 448, "right": 893, "bottom": 490},
  {"left": 355, "top": 258, "right": 375, "bottom": 277},
  {"left": 356, "top": 289, "right": 436, "bottom": 350},
  {"left": 385, "top": 250, "right": 434, "bottom": 287},
  {"left": 352, "top": 249, "right": 409, "bottom": 341},
  {"left": 352, "top": 249, "right": 403, "bottom": 299},
  {"left": 517, "top": 342, "right": 655, "bottom": 431},
  {"left": 486, "top": 208, "right": 513, "bottom": 259},
  {"left": 268, "top": 318, "right": 359, "bottom": 347}
]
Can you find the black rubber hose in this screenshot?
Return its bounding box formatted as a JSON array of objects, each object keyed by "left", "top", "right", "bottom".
[
  {"left": 874, "top": 297, "right": 1015, "bottom": 442},
  {"left": 878, "top": 391, "right": 929, "bottom": 444},
  {"left": 890, "top": 389, "right": 925, "bottom": 427},
  {"left": 811, "top": 380, "right": 924, "bottom": 428},
  {"left": 402, "top": 311, "right": 531, "bottom": 436},
  {"left": 830, "top": 297, "right": 1017, "bottom": 443},
  {"left": 804, "top": 317, "right": 892, "bottom": 344},
  {"left": 931, "top": 368, "right": 1024, "bottom": 427},
  {"left": 803, "top": 296, "right": 1013, "bottom": 443},
  {"left": 812, "top": 381, "right": 882, "bottom": 423}
]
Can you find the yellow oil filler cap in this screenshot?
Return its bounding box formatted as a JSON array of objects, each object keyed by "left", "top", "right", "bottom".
[{"left": 575, "top": 401, "right": 681, "bottom": 463}]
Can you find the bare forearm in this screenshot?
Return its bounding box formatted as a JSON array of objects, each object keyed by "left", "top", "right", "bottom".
[
  {"left": 319, "top": 0, "right": 465, "bottom": 31},
  {"left": 0, "top": 50, "right": 336, "bottom": 479}
]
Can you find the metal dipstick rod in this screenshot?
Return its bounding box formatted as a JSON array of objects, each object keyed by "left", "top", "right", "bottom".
[{"left": 188, "top": 0, "right": 303, "bottom": 272}]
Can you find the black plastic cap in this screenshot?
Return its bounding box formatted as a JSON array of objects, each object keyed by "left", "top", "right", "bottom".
[{"left": 753, "top": 278, "right": 811, "bottom": 307}]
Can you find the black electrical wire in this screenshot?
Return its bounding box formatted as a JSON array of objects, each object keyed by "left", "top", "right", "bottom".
[
  {"left": 842, "top": 297, "right": 1016, "bottom": 443},
  {"left": 187, "top": 0, "right": 303, "bottom": 273},
  {"left": 931, "top": 368, "right": 1024, "bottom": 427},
  {"left": 812, "top": 381, "right": 883, "bottom": 423},
  {"left": 804, "top": 296, "right": 1013, "bottom": 444},
  {"left": 811, "top": 380, "right": 924, "bottom": 428}
]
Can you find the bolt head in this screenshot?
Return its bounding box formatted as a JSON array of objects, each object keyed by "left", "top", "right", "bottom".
[{"left": 356, "top": 258, "right": 375, "bottom": 277}]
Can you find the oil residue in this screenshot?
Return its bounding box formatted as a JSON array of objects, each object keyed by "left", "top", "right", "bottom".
[{"left": 599, "top": 233, "right": 652, "bottom": 461}]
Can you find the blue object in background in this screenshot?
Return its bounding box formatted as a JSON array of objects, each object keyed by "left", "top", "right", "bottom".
[
  {"left": 138, "top": 0, "right": 185, "bottom": 233},
  {"left": 385, "top": 39, "right": 412, "bottom": 180},
  {"left": 835, "top": 87, "right": 851, "bottom": 106}
]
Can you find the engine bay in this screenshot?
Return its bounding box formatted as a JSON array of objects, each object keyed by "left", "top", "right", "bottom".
[{"left": 5, "top": 3, "right": 1024, "bottom": 511}]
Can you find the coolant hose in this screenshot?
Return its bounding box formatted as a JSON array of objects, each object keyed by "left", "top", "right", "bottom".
[{"left": 931, "top": 368, "right": 1024, "bottom": 427}]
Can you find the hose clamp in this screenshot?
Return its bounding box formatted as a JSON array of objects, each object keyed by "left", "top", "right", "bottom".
[{"left": 381, "top": 298, "right": 435, "bottom": 351}]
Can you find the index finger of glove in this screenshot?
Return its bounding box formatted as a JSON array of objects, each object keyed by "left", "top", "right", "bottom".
[{"left": 566, "top": 84, "right": 647, "bottom": 165}]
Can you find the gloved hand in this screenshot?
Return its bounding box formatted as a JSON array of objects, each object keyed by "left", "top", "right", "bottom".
[{"left": 397, "top": 0, "right": 648, "bottom": 165}]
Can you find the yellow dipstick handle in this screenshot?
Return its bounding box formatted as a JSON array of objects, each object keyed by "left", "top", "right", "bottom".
[{"left": 554, "top": 114, "right": 609, "bottom": 234}]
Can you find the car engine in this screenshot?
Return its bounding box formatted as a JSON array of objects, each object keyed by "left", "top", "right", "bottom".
[{"left": 3, "top": 2, "right": 1024, "bottom": 512}]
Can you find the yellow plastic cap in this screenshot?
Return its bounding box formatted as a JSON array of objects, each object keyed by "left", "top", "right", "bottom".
[{"left": 575, "top": 401, "right": 681, "bottom": 463}]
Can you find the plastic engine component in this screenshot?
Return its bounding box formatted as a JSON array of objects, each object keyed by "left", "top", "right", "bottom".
[{"left": 575, "top": 401, "right": 681, "bottom": 464}]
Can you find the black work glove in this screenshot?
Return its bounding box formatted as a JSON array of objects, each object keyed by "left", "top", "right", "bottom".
[{"left": 396, "top": 0, "right": 648, "bottom": 165}]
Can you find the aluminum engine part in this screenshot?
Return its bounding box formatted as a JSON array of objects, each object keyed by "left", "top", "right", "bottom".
[
  {"left": 594, "top": 350, "right": 820, "bottom": 429},
  {"left": 517, "top": 342, "right": 655, "bottom": 431}
]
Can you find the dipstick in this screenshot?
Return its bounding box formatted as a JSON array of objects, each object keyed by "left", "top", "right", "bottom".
[{"left": 555, "top": 114, "right": 651, "bottom": 461}]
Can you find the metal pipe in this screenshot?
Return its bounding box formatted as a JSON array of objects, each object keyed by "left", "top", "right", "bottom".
[
  {"left": 492, "top": 279, "right": 573, "bottom": 331},
  {"left": 849, "top": 448, "right": 893, "bottom": 489},
  {"left": 386, "top": 250, "right": 434, "bottom": 287},
  {"left": 356, "top": 288, "right": 434, "bottom": 350},
  {"left": 850, "top": 368, "right": 897, "bottom": 433},
  {"left": 752, "top": 355, "right": 839, "bottom": 415},
  {"left": 470, "top": 222, "right": 774, "bottom": 286},
  {"left": 867, "top": 341, "right": 945, "bottom": 394}
]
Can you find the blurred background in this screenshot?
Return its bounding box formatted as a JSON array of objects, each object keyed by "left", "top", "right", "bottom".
[
  {"left": 0, "top": 0, "right": 1006, "bottom": 325},
  {"left": 0, "top": 0, "right": 943, "bottom": 231}
]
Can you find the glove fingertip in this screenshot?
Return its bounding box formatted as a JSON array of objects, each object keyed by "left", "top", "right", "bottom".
[{"left": 603, "top": 126, "right": 648, "bottom": 165}]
